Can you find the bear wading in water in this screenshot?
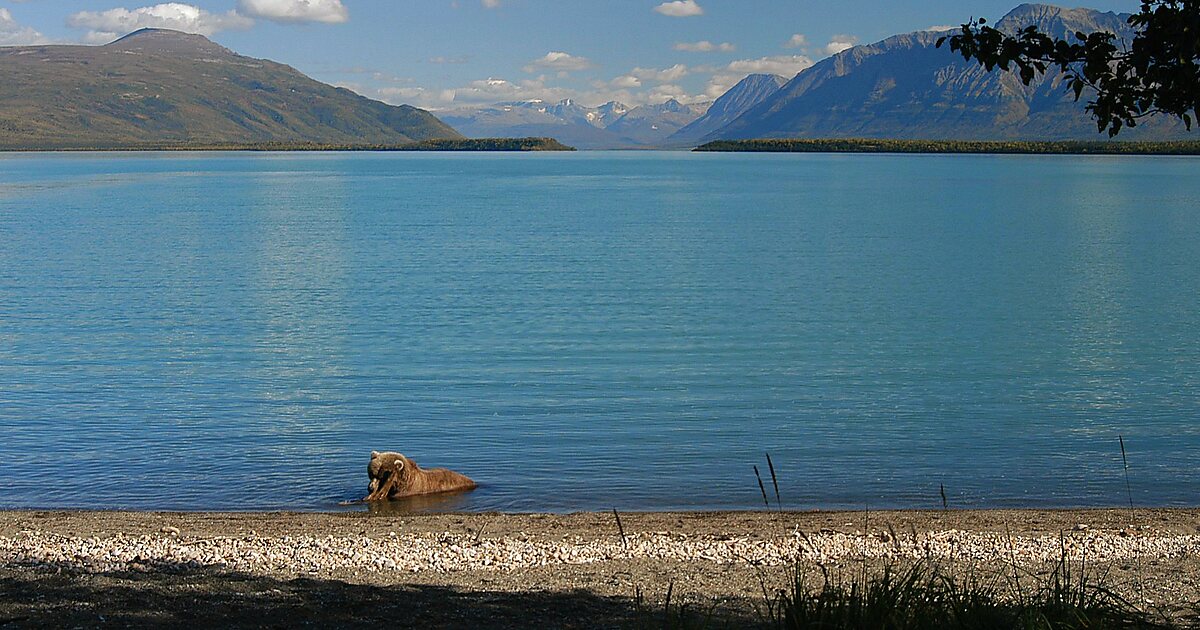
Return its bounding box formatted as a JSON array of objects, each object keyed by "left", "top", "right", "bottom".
[{"left": 365, "top": 452, "right": 477, "bottom": 501}]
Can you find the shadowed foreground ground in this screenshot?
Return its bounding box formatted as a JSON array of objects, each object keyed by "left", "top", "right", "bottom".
[{"left": 0, "top": 568, "right": 758, "bottom": 629}]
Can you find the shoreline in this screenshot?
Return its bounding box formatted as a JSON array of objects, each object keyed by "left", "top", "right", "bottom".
[
  {"left": 3, "top": 508, "right": 1198, "bottom": 627},
  {"left": 2, "top": 504, "right": 1196, "bottom": 524}
]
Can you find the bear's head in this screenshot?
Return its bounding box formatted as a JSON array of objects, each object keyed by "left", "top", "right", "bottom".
[{"left": 367, "top": 451, "right": 411, "bottom": 494}]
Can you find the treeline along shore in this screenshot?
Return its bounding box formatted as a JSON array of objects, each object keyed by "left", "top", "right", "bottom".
[
  {"left": 0, "top": 137, "right": 575, "bottom": 153},
  {"left": 694, "top": 138, "right": 1200, "bottom": 155}
]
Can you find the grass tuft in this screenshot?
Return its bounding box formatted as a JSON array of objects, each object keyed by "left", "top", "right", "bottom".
[{"left": 772, "top": 558, "right": 1171, "bottom": 630}]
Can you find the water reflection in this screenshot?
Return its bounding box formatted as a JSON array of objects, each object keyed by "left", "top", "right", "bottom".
[
  {"left": 362, "top": 491, "right": 479, "bottom": 515},
  {"left": 245, "top": 166, "right": 354, "bottom": 431}
]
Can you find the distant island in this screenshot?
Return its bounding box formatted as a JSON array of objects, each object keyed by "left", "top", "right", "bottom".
[
  {"left": 695, "top": 139, "right": 1200, "bottom": 155},
  {"left": 1, "top": 137, "right": 575, "bottom": 152},
  {"left": 389, "top": 137, "right": 574, "bottom": 152}
]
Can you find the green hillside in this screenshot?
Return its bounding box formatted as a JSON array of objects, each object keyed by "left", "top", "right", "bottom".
[{"left": 0, "top": 28, "right": 461, "bottom": 149}]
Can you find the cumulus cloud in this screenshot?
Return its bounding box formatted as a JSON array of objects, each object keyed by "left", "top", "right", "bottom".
[
  {"left": 629, "top": 63, "right": 688, "bottom": 82},
  {"left": 824, "top": 34, "right": 858, "bottom": 56},
  {"left": 608, "top": 75, "right": 642, "bottom": 89},
  {"left": 696, "top": 56, "right": 809, "bottom": 99},
  {"left": 784, "top": 33, "right": 806, "bottom": 48},
  {"left": 724, "top": 54, "right": 812, "bottom": 77},
  {"left": 417, "top": 72, "right": 712, "bottom": 110},
  {"left": 237, "top": 0, "right": 348, "bottom": 24},
  {"left": 428, "top": 55, "right": 470, "bottom": 64},
  {"left": 378, "top": 86, "right": 430, "bottom": 100},
  {"left": 523, "top": 51, "right": 593, "bottom": 73},
  {"left": 654, "top": 0, "right": 703, "bottom": 17},
  {"left": 674, "top": 40, "right": 734, "bottom": 52},
  {"left": 68, "top": 3, "right": 252, "bottom": 42},
  {"left": 646, "top": 83, "right": 692, "bottom": 103},
  {"left": 0, "top": 8, "right": 49, "bottom": 46},
  {"left": 437, "top": 77, "right": 558, "bottom": 105},
  {"left": 452, "top": 77, "right": 525, "bottom": 102},
  {"left": 370, "top": 85, "right": 457, "bottom": 109},
  {"left": 702, "top": 73, "right": 741, "bottom": 99}
]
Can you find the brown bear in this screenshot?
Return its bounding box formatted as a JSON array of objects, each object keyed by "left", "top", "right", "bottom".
[{"left": 365, "top": 451, "right": 477, "bottom": 501}]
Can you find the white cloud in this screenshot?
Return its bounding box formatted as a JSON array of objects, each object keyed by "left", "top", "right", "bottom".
[
  {"left": 646, "top": 84, "right": 690, "bottom": 103},
  {"left": 68, "top": 4, "right": 253, "bottom": 40},
  {"left": 824, "top": 34, "right": 858, "bottom": 56},
  {"left": 378, "top": 86, "right": 430, "bottom": 100},
  {"left": 702, "top": 73, "right": 741, "bottom": 98},
  {"left": 457, "top": 77, "right": 523, "bottom": 101},
  {"left": 367, "top": 85, "right": 456, "bottom": 109},
  {"left": 482, "top": 0, "right": 501, "bottom": 7},
  {"left": 237, "top": 0, "right": 348, "bottom": 24},
  {"left": 420, "top": 73, "right": 712, "bottom": 110},
  {"left": 629, "top": 63, "right": 688, "bottom": 82},
  {"left": 0, "top": 8, "right": 49, "bottom": 46},
  {"left": 654, "top": 0, "right": 703, "bottom": 17},
  {"left": 784, "top": 33, "right": 806, "bottom": 49},
  {"left": 925, "top": 24, "right": 957, "bottom": 32},
  {"left": 428, "top": 55, "right": 470, "bottom": 64},
  {"left": 724, "top": 54, "right": 812, "bottom": 77},
  {"left": 609, "top": 75, "right": 642, "bottom": 88},
  {"left": 674, "top": 40, "right": 734, "bottom": 52},
  {"left": 523, "top": 51, "right": 593, "bottom": 73},
  {"left": 83, "top": 31, "right": 122, "bottom": 45},
  {"left": 441, "top": 77, "right": 574, "bottom": 106}
]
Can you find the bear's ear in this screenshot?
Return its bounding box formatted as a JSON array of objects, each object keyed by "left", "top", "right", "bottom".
[{"left": 371, "top": 451, "right": 379, "bottom": 458}]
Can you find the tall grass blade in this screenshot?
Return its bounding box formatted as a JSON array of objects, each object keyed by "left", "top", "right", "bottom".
[
  {"left": 662, "top": 579, "right": 674, "bottom": 628},
  {"left": 766, "top": 452, "right": 782, "bottom": 511},
  {"left": 754, "top": 465, "right": 770, "bottom": 508},
  {"left": 1120, "top": 435, "right": 1134, "bottom": 510},
  {"left": 613, "top": 508, "right": 628, "bottom": 551}
]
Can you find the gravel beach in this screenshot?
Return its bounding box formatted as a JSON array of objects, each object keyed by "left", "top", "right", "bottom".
[{"left": 2, "top": 509, "right": 1198, "bottom": 628}]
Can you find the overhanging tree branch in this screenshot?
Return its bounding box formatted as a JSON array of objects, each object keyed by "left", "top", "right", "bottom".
[{"left": 937, "top": 0, "right": 1200, "bottom": 137}]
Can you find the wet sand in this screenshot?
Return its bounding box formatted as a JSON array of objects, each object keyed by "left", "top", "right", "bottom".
[{"left": 2, "top": 508, "right": 1198, "bottom": 628}]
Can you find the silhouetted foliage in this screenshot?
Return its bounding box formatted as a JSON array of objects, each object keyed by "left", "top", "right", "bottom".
[{"left": 938, "top": 0, "right": 1200, "bottom": 136}]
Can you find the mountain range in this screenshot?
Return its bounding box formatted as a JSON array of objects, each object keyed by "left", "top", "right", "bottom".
[
  {"left": 445, "top": 4, "right": 1190, "bottom": 147},
  {"left": 439, "top": 98, "right": 711, "bottom": 150},
  {"left": 665, "top": 73, "right": 788, "bottom": 147},
  {"left": 0, "top": 5, "right": 1193, "bottom": 149},
  {"left": 0, "top": 28, "right": 459, "bottom": 148},
  {"left": 704, "top": 4, "right": 1188, "bottom": 142}
]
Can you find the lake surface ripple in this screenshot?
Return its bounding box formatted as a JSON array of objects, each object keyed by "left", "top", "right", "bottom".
[{"left": 1, "top": 151, "right": 1197, "bottom": 512}]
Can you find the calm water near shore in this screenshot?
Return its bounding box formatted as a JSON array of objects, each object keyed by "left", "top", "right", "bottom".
[{"left": 1, "top": 151, "right": 1198, "bottom": 512}]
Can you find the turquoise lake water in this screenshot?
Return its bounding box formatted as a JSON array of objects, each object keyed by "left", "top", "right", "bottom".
[{"left": 0, "top": 151, "right": 1198, "bottom": 512}]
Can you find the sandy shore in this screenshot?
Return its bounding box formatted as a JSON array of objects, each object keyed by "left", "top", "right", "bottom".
[{"left": 2, "top": 508, "right": 1198, "bottom": 628}]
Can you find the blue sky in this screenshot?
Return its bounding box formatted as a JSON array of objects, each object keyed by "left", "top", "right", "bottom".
[{"left": 1, "top": 0, "right": 1137, "bottom": 110}]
